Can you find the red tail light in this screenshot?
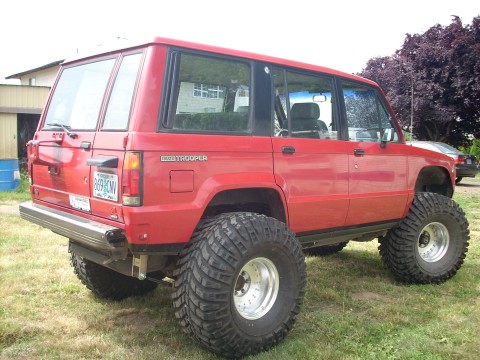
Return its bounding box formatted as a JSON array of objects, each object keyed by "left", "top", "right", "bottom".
[
  {"left": 454, "top": 156, "right": 464, "bottom": 165},
  {"left": 122, "top": 151, "right": 143, "bottom": 206}
]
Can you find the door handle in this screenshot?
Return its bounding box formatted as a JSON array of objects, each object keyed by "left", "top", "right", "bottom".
[
  {"left": 80, "top": 141, "right": 91, "bottom": 150},
  {"left": 282, "top": 146, "right": 296, "bottom": 154},
  {"left": 354, "top": 149, "right": 365, "bottom": 156}
]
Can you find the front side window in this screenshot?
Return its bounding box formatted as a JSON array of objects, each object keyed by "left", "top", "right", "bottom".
[
  {"left": 43, "top": 59, "right": 116, "bottom": 130},
  {"left": 169, "top": 53, "right": 250, "bottom": 133},
  {"left": 102, "top": 53, "right": 143, "bottom": 130},
  {"left": 273, "top": 68, "right": 337, "bottom": 140},
  {"left": 342, "top": 81, "right": 399, "bottom": 143}
]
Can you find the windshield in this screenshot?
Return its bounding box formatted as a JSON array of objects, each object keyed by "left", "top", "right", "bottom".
[{"left": 43, "top": 59, "right": 116, "bottom": 130}]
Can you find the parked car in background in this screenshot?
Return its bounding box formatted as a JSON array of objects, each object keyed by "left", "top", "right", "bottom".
[{"left": 408, "top": 141, "right": 479, "bottom": 183}]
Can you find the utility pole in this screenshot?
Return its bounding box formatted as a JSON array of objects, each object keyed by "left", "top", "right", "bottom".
[{"left": 410, "top": 75, "right": 414, "bottom": 139}]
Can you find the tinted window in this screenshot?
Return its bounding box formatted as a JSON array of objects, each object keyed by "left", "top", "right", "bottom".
[
  {"left": 342, "top": 81, "right": 399, "bottom": 143},
  {"left": 169, "top": 53, "right": 250, "bottom": 133},
  {"left": 44, "top": 59, "right": 116, "bottom": 130},
  {"left": 102, "top": 53, "right": 142, "bottom": 130},
  {"left": 273, "top": 68, "right": 337, "bottom": 140}
]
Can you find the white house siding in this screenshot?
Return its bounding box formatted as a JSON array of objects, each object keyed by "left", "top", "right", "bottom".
[
  {"left": 177, "top": 82, "right": 224, "bottom": 113},
  {"left": 18, "top": 66, "right": 59, "bottom": 87}
]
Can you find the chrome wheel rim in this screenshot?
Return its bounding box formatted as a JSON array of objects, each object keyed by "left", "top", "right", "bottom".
[
  {"left": 417, "top": 222, "right": 450, "bottom": 262},
  {"left": 233, "top": 257, "right": 279, "bottom": 320}
]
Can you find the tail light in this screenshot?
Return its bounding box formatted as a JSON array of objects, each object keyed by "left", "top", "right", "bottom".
[
  {"left": 26, "top": 141, "right": 34, "bottom": 185},
  {"left": 122, "top": 151, "right": 143, "bottom": 206},
  {"left": 454, "top": 156, "right": 464, "bottom": 165}
]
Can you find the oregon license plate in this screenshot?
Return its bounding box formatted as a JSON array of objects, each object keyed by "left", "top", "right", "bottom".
[{"left": 93, "top": 172, "right": 118, "bottom": 201}]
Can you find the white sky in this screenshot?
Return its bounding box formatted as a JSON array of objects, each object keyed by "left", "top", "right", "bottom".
[{"left": 1, "top": 0, "right": 479, "bottom": 84}]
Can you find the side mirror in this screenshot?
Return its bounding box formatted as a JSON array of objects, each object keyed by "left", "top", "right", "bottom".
[{"left": 380, "top": 128, "right": 394, "bottom": 148}]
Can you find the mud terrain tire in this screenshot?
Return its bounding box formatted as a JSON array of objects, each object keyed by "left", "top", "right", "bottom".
[
  {"left": 379, "top": 192, "right": 469, "bottom": 284},
  {"left": 172, "top": 212, "right": 306, "bottom": 358},
  {"left": 70, "top": 253, "right": 158, "bottom": 300}
]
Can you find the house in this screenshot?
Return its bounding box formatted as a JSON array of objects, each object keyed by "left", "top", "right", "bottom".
[{"left": 1, "top": 60, "right": 62, "bottom": 166}]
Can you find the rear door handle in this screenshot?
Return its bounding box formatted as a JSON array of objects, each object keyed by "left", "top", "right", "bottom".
[
  {"left": 354, "top": 149, "right": 365, "bottom": 156},
  {"left": 282, "top": 146, "right": 296, "bottom": 154},
  {"left": 80, "top": 141, "right": 91, "bottom": 150}
]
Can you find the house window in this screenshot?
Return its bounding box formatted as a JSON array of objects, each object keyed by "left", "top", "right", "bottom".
[
  {"left": 193, "top": 83, "right": 224, "bottom": 99},
  {"left": 237, "top": 87, "right": 249, "bottom": 97},
  {"left": 29, "top": 77, "right": 36, "bottom": 86}
]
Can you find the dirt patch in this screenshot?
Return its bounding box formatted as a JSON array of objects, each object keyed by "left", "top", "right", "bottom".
[{"left": 0, "top": 200, "right": 20, "bottom": 215}]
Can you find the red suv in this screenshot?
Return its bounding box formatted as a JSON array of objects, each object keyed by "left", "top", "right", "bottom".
[{"left": 20, "top": 37, "right": 469, "bottom": 358}]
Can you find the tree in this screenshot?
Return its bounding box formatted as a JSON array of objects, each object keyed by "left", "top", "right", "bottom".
[{"left": 360, "top": 16, "right": 480, "bottom": 146}]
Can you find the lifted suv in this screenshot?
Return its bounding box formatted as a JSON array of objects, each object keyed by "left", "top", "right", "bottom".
[{"left": 20, "top": 38, "right": 469, "bottom": 358}]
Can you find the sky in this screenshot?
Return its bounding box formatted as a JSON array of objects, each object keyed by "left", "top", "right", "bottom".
[{"left": 1, "top": 0, "right": 479, "bottom": 85}]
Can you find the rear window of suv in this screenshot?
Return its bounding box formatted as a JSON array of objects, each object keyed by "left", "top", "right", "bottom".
[
  {"left": 43, "top": 53, "right": 143, "bottom": 131},
  {"left": 43, "top": 59, "right": 116, "bottom": 130}
]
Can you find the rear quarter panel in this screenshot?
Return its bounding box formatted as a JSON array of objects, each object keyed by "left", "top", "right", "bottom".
[{"left": 124, "top": 133, "right": 276, "bottom": 246}]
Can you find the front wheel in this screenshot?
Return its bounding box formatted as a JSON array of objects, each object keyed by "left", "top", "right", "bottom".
[
  {"left": 379, "top": 192, "right": 469, "bottom": 284},
  {"left": 172, "top": 213, "right": 306, "bottom": 358}
]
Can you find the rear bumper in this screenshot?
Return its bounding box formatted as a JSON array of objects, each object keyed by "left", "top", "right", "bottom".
[
  {"left": 456, "top": 164, "right": 479, "bottom": 178},
  {"left": 19, "top": 201, "right": 128, "bottom": 261}
]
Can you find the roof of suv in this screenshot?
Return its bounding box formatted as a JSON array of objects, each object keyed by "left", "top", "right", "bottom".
[{"left": 62, "top": 36, "right": 378, "bottom": 87}]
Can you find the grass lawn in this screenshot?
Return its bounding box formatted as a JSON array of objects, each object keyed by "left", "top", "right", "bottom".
[{"left": 1, "top": 177, "right": 479, "bottom": 359}]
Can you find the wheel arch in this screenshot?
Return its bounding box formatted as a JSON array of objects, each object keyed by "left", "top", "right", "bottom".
[
  {"left": 414, "top": 166, "right": 454, "bottom": 198},
  {"left": 202, "top": 187, "right": 287, "bottom": 223}
]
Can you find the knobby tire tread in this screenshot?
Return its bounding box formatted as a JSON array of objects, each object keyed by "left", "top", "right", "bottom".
[
  {"left": 172, "top": 212, "right": 306, "bottom": 358},
  {"left": 379, "top": 192, "right": 469, "bottom": 284},
  {"left": 70, "top": 253, "right": 157, "bottom": 300}
]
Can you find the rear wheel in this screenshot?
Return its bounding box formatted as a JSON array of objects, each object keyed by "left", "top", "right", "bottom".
[
  {"left": 70, "top": 253, "right": 157, "bottom": 300},
  {"left": 455, "top": 177, "right": 463, "bottom": 184},
  {"left": 379, "top": 192, "right": 469, "bottom": 284},
  {"left": 172, "top": 212, "right": 306, "bottom": 358},
  {"left": 304, "top": 241, "right": 349, "bottom": 256}
]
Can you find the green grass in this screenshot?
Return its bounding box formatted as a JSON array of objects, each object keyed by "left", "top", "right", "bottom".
[
  {"left": 1, "top": 180, "right": 479, "bottom": 359},
  {"left": 0, "top": 172, "right": 31, "bottom": 202}
]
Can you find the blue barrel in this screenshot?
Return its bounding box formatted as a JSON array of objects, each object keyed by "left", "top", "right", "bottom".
[{"left": 0, "top": 159, "right": 21, "bottom": 191}]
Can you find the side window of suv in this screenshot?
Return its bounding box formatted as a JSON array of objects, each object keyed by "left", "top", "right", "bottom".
[
  {"left": 341, "top": 81, "right": 399, "bottom": 143},
  {"left": 166, "top": 52, "right": 250, "bottom": 133},
  {"left": 273, "top": 68, "right": 337, "bottom": 139}
]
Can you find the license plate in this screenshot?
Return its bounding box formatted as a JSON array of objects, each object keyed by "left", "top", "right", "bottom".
[
  {"left": 466, "top": 159, "right": 472, "bottom": 164},
  {"left": 69, "top": 195, "right": 91, "bottom": 211},
  {"left": 93, "top": 172, "right": 118, "bottom": 201}
]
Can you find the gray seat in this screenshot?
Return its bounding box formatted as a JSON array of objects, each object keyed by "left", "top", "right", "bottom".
[{"left": 290, "top": 103, "right": 327, "bottom": 137}]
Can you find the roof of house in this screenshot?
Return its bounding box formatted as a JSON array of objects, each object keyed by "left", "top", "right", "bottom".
[{"left": 6, "top": 60, "right": 64, "bottom": 79}]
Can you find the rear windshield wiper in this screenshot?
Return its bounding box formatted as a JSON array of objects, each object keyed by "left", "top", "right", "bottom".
[{"left": 46, "top": 123, "right": 78, "bottom": 139}]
